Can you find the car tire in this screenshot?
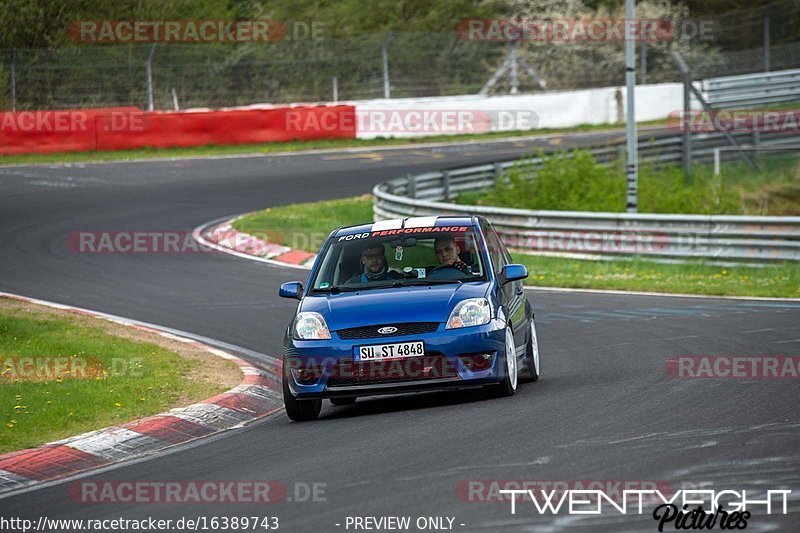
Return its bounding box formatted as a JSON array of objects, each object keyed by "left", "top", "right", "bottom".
[
  {"left": 521, "top": 317, "right": 540, "bottom": 382},
  {"left": 329, "top": 397, "right": 356, "bottom": 406},
  {"left": 485, "top": 327, "right": 518, "bottom": 398},
  {"left": 282, "top": 366, "right": 322, "bottom": 422}
]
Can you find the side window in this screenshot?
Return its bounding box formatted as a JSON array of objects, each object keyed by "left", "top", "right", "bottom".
[
  {"left": 498, "top": 229, "right": 513, "bottom": 265},
  {"left": 482, "top": 222, "right": 506, "bottom": 274},
  {"left": 489, "top": 224, "right": 513, "bottom": 264}
]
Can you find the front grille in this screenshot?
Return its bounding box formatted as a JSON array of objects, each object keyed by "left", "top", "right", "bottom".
[
  {"left": 337, "top": 322, "right": 439, "bottom": 340},
  {"left": 326, "top": 354, "right": 459, "bottom": 387}
]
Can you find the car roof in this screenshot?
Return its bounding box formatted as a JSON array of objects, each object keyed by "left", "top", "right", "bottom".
[{"left": 333, "top": 216, "right": 477, "bottom": 237}]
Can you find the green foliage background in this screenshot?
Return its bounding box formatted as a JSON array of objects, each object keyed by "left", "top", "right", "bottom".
[
  {"left": 458, "top": 149, "right": 800, "bottom": 215},
  {"left": 2, "top": 0, "right": 796, "bottom": 48}
]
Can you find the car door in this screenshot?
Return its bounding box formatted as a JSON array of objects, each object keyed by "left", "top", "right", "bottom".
[{"left": 482, "top": 221, "right": 527, "bottom": 350}]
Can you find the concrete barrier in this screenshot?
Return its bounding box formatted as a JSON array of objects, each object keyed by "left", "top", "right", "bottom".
[{"left": 0, "top": 105, "right": 356, "bottom": 155}]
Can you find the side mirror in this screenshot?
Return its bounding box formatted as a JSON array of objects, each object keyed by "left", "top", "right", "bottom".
[
  {"left": 279, "top": 281, "right": 304, "bottom": 299},
  {"left": 500, "top": 264, "right": 528, "bottom": 285}
]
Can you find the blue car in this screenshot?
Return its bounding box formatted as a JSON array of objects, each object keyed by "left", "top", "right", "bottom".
[{"left": 278, "top": 215, "right": 540, "bottom": 421}]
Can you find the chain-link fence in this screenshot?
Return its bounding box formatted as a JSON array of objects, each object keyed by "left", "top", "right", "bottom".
[
  {"left": 686, "top": 41, "right": 800, "bottom": 80},
  {"left": 0, "top": 36, "right": 661, "bottom": 111},
  {"left": 2, "top": 2, "right": 799, "bottom": 111},
  {"left": 1, "top": 34, "right": 510, "bottom": 110},
  {"left": 681, "top": 0, "right": 800, "bottom": 77}
]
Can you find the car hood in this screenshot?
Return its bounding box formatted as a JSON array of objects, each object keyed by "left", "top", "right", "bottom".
[{"left": 300, "top": 282, "right": 489, "bottom": 331}]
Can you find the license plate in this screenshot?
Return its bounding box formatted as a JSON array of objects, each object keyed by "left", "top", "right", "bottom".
[{"left": 355, "top": 341, "right": 425, "bottom": 362}]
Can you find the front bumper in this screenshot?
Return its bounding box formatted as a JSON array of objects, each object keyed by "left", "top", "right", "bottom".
[{"left": 283, "top": 319, "right": 507, "bottom": 399}]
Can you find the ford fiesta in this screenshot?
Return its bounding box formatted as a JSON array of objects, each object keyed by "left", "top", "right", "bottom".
[{"left": 278, "top": 215, "right": 540, "bottom": 421}]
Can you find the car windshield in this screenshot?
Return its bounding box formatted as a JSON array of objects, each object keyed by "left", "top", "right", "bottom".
[{"left": 310, "top": 226, "right": 487, "bottom": 292}]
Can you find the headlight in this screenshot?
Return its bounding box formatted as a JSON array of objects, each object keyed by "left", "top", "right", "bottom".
[
  {"left": 446, "top": 298, "right": 492, "bottom": 329},
  {"left": 294, "top": 312, "right": 331, "bottom": 340}
]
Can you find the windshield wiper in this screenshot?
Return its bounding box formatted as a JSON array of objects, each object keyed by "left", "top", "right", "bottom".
[
  {"left": 313, "top": 283, "right": 401, "bottom": 293},
  {"left": 391, "top": 279, "right": 463, "bottom": 287},
  {"left": 313, "top": 279, "right": 470, "bottom": 293},
  {"left": 311, "top": 285, "right": 359, "bottom": 294}
]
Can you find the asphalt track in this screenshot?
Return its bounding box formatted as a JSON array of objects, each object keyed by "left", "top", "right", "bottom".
[{"left": 1, "top": 129, "right": 799, "bottom": 531}]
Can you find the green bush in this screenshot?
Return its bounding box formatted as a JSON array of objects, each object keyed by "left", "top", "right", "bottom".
[
  {"left": 638, "top": 163, "right": 740, "bottom": 214},
  {"left": 455, "top": 149, "right": 800, "bottom": 215},
  {"left": 476, "top": 149, "right": 625, "bottom": 212}
]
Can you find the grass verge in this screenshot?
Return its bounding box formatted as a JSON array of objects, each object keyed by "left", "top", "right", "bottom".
[
  {"left": 0, "top": 298, "right": 241, "bottom": 454},
  {"left": 234, "top": 196, "right": 800, "bottom": 298}
]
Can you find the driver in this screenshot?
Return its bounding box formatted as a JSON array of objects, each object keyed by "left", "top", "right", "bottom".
[
  {"left": 433, "top": 236, "right": 472, "bottom": 274},
  {"left": 346, "top": 244, "right": 401, "bottom": 284}
]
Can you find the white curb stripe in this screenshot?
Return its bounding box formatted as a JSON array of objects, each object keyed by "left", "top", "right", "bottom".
[
  {"left": 168, "top": 403, "right": 255, "bottom": 431},
  {"left": 0, "top": 470, "right": 33, "bottom": 490},
  {"left": 229, "top": 384, "right": 282, "bottom": 402},
  {"left": 64, "top": 429, "right": 166, "bottom": 462}
]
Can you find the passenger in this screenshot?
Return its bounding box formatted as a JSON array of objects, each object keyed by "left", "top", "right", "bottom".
[
  {"left": 433, "top": 236, "right": 471, "bottom": 274},
  {"left": 346, "top": 244, "right": 401, "bottom": 284}
]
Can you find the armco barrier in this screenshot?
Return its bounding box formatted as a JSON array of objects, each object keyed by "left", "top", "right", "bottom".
[
  {"left": 0, "top": 105, "right": 356, "bottom": 155},
  {"left": 373, "top": 134, "right": 800, "bottom": 262},
  {"left": 703, "top": 68, "right": 800, "bottom": 109}
]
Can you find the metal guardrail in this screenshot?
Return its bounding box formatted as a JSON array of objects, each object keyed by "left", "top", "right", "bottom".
[
  {"left": 373, "top": 132, "right": 800, "bottom": 262},
  {"left": 702, "top": 68, "right": 800, "bottom": 109}
]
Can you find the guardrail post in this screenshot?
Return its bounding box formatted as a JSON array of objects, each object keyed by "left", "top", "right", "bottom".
[
  {"left": 442, "top": 171, "right": 451, "bottom": 201},
  {"left": 509, "top": 42, "right": 519, "bottom": 95},
  {"left": 10, "top": 48, "right": 16, "bottom": 112},
  {"left": 752, "top": 129, "right": 761, "bottom": 164},
  {"left": 640, "top": 40, "right": 647, "bottom": 85},
  {"left": 763, "top": 16, "right": 770, "bottom": 72},
  {"left": 493, "top": 163, "right": 503, "bottom": 186},
  {"left": 406, "top": 173, "right": 415, "bottom": 198},
  {"left": 624, "top": 0, "right": 638, "bottom": 213},
  {"left": 146, "top": 43, "right": 157, "bottom": 111},
  {"left": 682, "top": 74, "right": 692, "bottom": 175},
  {"left": 381, "top": 33, "right": 392, "bottom": 99},
  {"left": 671, "top": 52, "right": 693, "bottom": 175}
]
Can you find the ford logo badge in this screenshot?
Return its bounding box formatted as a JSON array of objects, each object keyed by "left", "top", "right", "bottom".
[{"left": 377, "top": 326, "right": 398, "bottom": 335}]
